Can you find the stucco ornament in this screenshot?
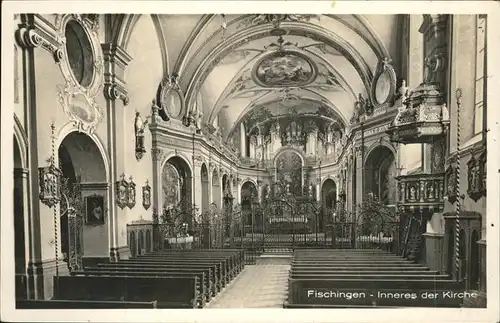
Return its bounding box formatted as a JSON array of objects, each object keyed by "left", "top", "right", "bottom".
[{"left": 54, "top": 14, "right": 105, "bottom": 134}]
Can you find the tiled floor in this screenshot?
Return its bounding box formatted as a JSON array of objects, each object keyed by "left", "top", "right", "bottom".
[{"left": 206, "top": 263, "right": 290, "bottom": 308}]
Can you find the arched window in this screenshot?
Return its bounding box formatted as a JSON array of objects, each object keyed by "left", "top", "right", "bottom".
[{"left": 474, "top": 15, "right": 487, "bottom": 135}]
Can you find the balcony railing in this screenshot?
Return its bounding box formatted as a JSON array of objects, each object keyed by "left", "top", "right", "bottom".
[{"left": 396, "top": 172, "right": 445, "bottom": 210}]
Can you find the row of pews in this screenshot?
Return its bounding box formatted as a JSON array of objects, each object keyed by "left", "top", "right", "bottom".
[
  {"left": 284, "top": 248, "right": 465, "bottom": 308},
  {"left": 17, "top": 249, "right": 244, "bottom": 309}
]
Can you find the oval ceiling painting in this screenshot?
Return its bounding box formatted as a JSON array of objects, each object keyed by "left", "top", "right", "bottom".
[{"left": 254, "top": 51, "right": 316, "bottom": 87}]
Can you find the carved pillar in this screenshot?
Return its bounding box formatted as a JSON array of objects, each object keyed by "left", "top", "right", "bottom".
[
  {"left": 15, "top": 16, "right": 68, "bottom": 300},
  {"left": 102, "top": 43, "right": 132, "bottom": 260}
]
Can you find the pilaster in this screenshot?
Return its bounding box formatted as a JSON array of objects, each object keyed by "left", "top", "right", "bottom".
[{"left": 102, "top": 43, "right": 132, "bottom": 260}]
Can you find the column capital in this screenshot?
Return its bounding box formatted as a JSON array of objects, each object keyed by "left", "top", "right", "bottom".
[{"left": 102, "top": 43, "right": 132, "bottom": 105}]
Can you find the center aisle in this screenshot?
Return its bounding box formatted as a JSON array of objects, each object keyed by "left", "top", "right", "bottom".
[{"left": 206, "top": 259, "right": 290, "bottom": 308}]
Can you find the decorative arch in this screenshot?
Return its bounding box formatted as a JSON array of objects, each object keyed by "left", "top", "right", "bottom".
[
  {"left": 200, "top": 162, "right": 209, "bottom": 182},
  {"left": 363, "top": 140, "right": 396, "bottom": 164},
  {"left": 321, "top": 178, "right": 337, "bottom": 210},
  {"left": 56, "top": 122, "right": 111, "bottom": 182},
  {"left": 241, "top": 178, "right": 258, "bottom": 191},
  {"left": 363, "top": 145, "right": 397, "bottom": 206},
  {"left": 57, "top": 130, "right": 109, "bottom": 270},
  {"left": 241, "top": 180, "right": 258, "bottom": 201},
  {"left": 160, "top": 151, "right": 193, "bottom": 176},
  {"left": 162, "top": 156, "right": 193, "bottom": 209},
  {"left": 274, "top": 147, "right": 306, "bottom": 166}
]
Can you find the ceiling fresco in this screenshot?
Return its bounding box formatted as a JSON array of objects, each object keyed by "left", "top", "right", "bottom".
[
  {"left": 253, "top": 51, "right": 317, "bottom": 87},
  {"left": 147, "top": 14, "right": 401, "bottom": 141}
]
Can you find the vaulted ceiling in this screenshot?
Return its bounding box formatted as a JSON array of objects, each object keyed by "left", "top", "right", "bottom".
[{"left": 153, "top": 14, "right": 402, "bottom": 140}]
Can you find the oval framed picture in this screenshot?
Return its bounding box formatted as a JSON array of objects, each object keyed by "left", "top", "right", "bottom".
[
  {"left": 160, "top": 86, "right": 185, "bottom": 120},
  {"left": 370, "top": 59, "right": 397, "bottom": 109}
]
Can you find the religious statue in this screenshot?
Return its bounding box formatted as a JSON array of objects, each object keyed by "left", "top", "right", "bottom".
[
  {"left": 308, "top": 182, "right": 314, "bottom": 198},
  {"left": 134, "top": 112, "right": 148, "bottom": 160},
  {"left": 191, "top": 108, "right": 203, "bottom": 134},
  {"left": 441, "top": 103, "right": 449, "bottom": 122},
  {"left": 285, "top": 183, "right": 291, "bottom": 194},
  {"left": 409, "top": 185, "right": 416, "bottom": 200},
  {"left": 426, "top": 182, "right": 435, "bottom": 199},
  {"left": 264, "top": 184, "right": 270, "bottom": 199},
  {"left": 398, "top": 79, "right": 409, "bottom": 102}
]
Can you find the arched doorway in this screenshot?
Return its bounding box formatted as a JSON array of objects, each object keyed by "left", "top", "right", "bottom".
[
  {"left": 364, "top": 146, "right": 397, "bottom": 208},
  {"left": 470, "top": 230, "right": 480, "bottom": 290},
  {"left": 201, "top": 163, "right": 209, "bottom": 213},
  {"left": 58, "top": 132, "right": 108, "bottom": 270},
  {"left": 321, "top": 179, "right": 337, "bottom": 230},
  {"left": 161, "top": 156, "right": 193, "bottom": 228}
]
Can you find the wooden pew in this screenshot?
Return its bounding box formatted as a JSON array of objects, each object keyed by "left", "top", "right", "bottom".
[
  {"left": 137, "top": 254, "right": 237, "bottom": 279},
  {"left": 120, "top": 259, "right": 227, "bottom": 289},
  {"left": 76, "top": 268, "right": 211, "bottom": 304},
  {"left": 16, "top": 299, "right": 158, "bottom": 309},
  {"left": 148, "top": 249, "right": 245, "bottom": 272},
  {"left": 129, "top": 256, "right": 232, "bottom": 284},
  {"left": 95, "top": 263, "right": 220, "bottom": 296},
  {"left": 142, "top": 249, "right": 244, "bottom": 272},
  {"left": 54, "top": 275, "right": 200, "bottom": 308}
]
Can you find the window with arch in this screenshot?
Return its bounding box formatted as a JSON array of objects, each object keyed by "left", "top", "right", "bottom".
[{"left": 474, "top": 14, "right": 487, "bottom": 135}]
